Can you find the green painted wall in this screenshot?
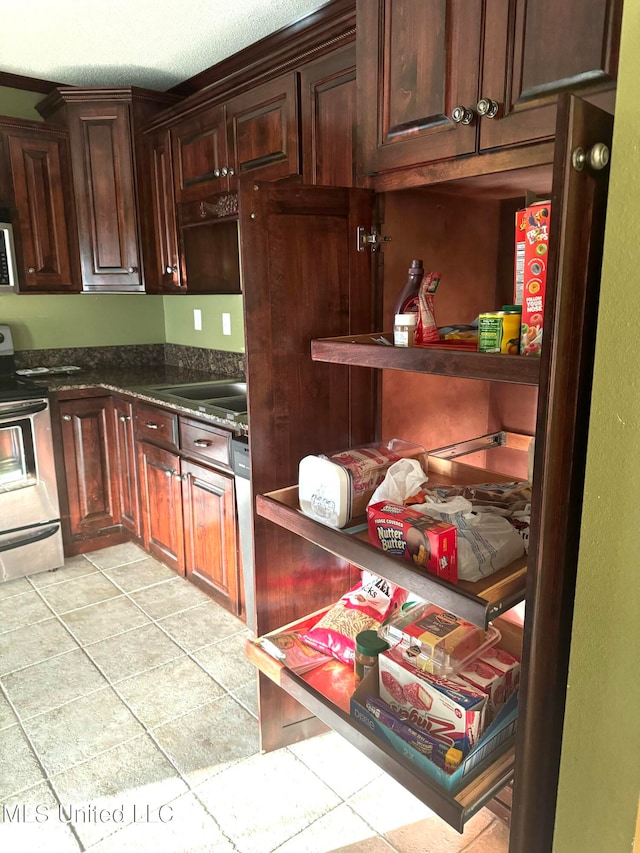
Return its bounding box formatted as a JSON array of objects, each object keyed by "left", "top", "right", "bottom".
[
  {"left": 553, "top": 3, "right": 640, "bottom": 852},
  {"left": 0, "top": 86, "right": 44, "bottom": 121},
  {"left": 163, "top": 294, "right": 245, "bottom": 352}
]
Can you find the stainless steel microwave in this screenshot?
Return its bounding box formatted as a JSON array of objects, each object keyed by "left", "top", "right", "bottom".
[{"left": 0, "top": 223, "right": 18, "bottom": 291}]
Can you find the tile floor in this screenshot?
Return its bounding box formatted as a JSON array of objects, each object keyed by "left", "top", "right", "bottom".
[{"left": 0, "top": 542, "right": 510, "bottom": 852}]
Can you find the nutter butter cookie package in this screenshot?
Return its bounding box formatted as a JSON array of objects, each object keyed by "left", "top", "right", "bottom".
[{"left": 367, "top": 500, "right": 457, "bottom": 582}]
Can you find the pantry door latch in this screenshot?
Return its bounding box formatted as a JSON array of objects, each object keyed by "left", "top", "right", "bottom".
[{"left": 357, "top": 226, "right": 391, "bottom": 252}]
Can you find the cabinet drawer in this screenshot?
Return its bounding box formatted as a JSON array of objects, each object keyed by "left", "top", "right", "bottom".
[
  {"left": 134, "top": 403, "right": 179, "bottom": 451},
  {"left": 179, "top": 417, "right": 232, "bottom": 469}
]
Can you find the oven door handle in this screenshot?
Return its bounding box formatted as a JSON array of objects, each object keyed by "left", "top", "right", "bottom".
[
  {"left": 0, "top": 399, "right": 48, "bottom": 420},
  {"left": 0, "top": 523, "right": 60, "bottom": 553}
]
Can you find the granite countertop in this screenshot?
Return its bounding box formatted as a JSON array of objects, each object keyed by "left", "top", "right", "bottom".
[{"left": 37, "top": 366, "right": 249, "bottom": 434}]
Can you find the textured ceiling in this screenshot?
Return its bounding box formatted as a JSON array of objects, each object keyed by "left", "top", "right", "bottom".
[{"left": 0, "top": 0, "right": 329, "bottom": 91}]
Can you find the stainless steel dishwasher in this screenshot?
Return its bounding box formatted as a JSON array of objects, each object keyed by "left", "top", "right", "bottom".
[{"left": 231, "top": 435, "right": 255, "bottom": 633}]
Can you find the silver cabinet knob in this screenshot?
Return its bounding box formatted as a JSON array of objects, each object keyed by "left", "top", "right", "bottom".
[
  {"left": 164, "top": 468, "right": 176, "bottom": 478},
  {"left": 220, "top": 166, "right": 229, "bottom": 177},
  {"left": 127, "top": 266, "right": 138, "bottom": 274},
  {"left": 572, "top": 142, "right": 610, "bottom": 172},
  {"left": 118, "top": 414, "right": 131, "bottom": 422},
  {"left": 477, "top": 98, "right": 500, "bottom": 118},
  {"left": 228, "top": 167, "right": 235, "bottom": 177},
  {"left": 213, "top": 168, "right": 221, "bottom": 178},
  {"left": 27, "top": 266, "right": 35, "bottom": 274},
  {"left": 166, "top": 265, "right": 178, "bottom": 275},
  {"left": 144, "top": 422, "right": 160, "bottom": 429},
  {"left": 451, "top": 106, "right": 474, "bottom": 125},
  {"left": 62, "top": 414, "right": 72, "bottom": 421}
]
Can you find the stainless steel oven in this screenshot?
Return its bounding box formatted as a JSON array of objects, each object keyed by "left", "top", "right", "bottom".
[{"left": 0, "top": 325, "right": 64, "bottom": 582}]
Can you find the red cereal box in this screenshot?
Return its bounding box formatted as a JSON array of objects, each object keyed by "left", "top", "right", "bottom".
[
  {"left": 520, "top": 201, "right": 551, "bottom": 356},
  {"left": 367, "top": 500, "right": 458, "bottom": 582},
  {"left": 514, "top": 207, "right": 527, "bottom": 306}
]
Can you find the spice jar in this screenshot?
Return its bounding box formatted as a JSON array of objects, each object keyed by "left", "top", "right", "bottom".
[
  {"left": 354, "top": 630, "right": 389, "bottom": 684},
  {"left": 393, "top": 313, "right": 417, "bottom": 347}
]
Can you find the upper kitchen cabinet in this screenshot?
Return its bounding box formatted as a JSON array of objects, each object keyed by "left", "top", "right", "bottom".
[
  {"left": 171, "top": 104, "right": 230, "bottom": 203},
  {"left": 37, "top": 87, "right": 180, "bottom": 292},
  {"left": 299, "top": 43, "right": 357, "bottom": 186},
  {"left": 0, "top": 118, "right": 80, "bottom": 293},
  {"left": 147, "top": 127, "right": 182, "bottom": 292},
  {"left": 357, "top": 0, "right": 622, "bottom": 184}
]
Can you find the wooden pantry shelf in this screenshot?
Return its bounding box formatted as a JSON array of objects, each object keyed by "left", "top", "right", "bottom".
[{"left": 311, "top": 333, "right": 541, "bottom": 386}]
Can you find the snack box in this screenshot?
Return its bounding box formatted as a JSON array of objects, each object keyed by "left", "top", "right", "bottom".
[
  {"left": 298, "top": 439, "right": 427, "bottom": 529},
  {"left": 378, "top": 646, "right": 487, "bottom": 755},
  {"left": 367, "top": 501, "right": 458, "bottom": 582},
  {"left": 350, "top": 669, "right": 519, "bottom": 793},
  {"left": 514, "top": 207, "right": 527, "bottom": 306},
  {"left": 520, "top": 200, "right": 551, "bottom": 356},
  {"left": 380, "top": 601, "right": 501, "bottom": 678},
  {"left": 455, "top": 659, "right": 507, "bottom": 723},
  {"left": 478, "top": 646, "right": 521, "bottom": 699}
]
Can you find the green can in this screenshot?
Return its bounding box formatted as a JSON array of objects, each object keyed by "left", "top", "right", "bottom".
[{"left": 478, "top": 310, "right": 521, "bottom": 355}]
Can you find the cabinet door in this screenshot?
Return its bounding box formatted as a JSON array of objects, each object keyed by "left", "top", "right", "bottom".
[
  {"left": 66, "top": 102, "right": 143, "bottom": 291},
  {"left": 226, "top": 73, "right": 300, "bottom": 185},
  {"left": 137, "top": 440, "right": 184, "bottom": 574},
  {"left": 300, "top": 44, "right": 356, "bottom": 187},
  {"left": 7, "top": 131, "right": 79, "bottom": 293},
  {"left": 182, "top": 459, "right": 239, "bottom": 614},
  {"left": 112, "top": 398, "right": 140, "bottom": 538},
  {"left": 479, "top": 0, "right": 621, "bottom": 151},
  {"left": 172, "top": 105, "right": 230, "bottom": 202},
  {"left": 357, "top": 0, "right": 482, "bottom": 175},
  {"left": 147, "top": 128, "right": 182, "bottom": 293},
  {"left": 58, "top": 397, "right": 121, "bottom": 546}
]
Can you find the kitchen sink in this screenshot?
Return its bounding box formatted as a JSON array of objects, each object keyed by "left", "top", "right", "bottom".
[{"left": 143, "top": 380, "right": 248, "bottom": 422}]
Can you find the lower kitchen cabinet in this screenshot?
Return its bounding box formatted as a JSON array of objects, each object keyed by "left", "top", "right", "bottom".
[
  {"left": 111, "top": 397, "right": 140, "bottom": 538},
  {"left": 137, "top": 440, "right": 185, "bottom": 575},
  {"left": 53, "top": 395, "right": 127, "bottom": 555},
  {"left": 182, "top": 459, "right": 239, "bottom": 612}
]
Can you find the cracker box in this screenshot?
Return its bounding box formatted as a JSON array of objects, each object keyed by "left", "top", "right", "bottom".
[
  {"left": 367, "top": 500, "right": 458, "bottom": 582},
  {"left": 378, "top": 647, "right": 487, "bottom": 755},
  {"left": 520, "top": 200, "right": 551, "bottom": 356}
]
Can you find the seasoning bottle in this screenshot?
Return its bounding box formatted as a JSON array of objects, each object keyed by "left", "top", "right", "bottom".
[
  {"left": 354, "top": 630, "right": 389, "bottom": 684},
  {"left": 394, "top": 313, "right": 417, "bottom": 347},
  {"left": 394, "top": 259, "right": 424, "bottom": 315}
]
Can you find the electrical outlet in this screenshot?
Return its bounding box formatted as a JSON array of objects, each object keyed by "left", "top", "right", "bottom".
[
  {"left": 193, "top": 309, "right": 202, "bottom": 331},
  {"left": 222, "top": 313, "right": 231, "bottom": 335}
]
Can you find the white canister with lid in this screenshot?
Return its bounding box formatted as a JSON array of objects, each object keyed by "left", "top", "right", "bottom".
[{"left": 394, "top": 313, "right": 417, "bottom": 347}]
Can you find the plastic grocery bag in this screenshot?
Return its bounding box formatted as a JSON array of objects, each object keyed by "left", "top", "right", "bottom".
[{"left": 369, "top": 459, "right": 525, "bottom": 582}]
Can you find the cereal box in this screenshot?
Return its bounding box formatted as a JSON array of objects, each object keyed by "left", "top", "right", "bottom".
[
  {"left": 520, "top": 200, "right": 551, "bottom": 356},
  {"left": 514, "top": 207, "right": 527, "bottom": 306},
  {"left": 367, "top": 500, "right": 457, "bottom": 582},
  {"left": 378, "top": 647, "right": 487, "bottom": 755}
]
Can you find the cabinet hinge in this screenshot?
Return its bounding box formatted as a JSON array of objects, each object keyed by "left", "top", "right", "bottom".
[{"left": 357, "top": 226, "right": 391, "bottom": 253}]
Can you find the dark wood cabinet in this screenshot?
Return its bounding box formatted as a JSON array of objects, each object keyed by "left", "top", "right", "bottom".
[
  {"left": 171, "top": 104, "right": 230, "bottom": 202},
  {"left": 137, "top": 440, "right": 185, "bottom": 575},
  {"left": 112, "top": 397, "right": 140, "bottom": 539},
  {"left": 0, "top": 120, "right": 79, "bottom": 293},
  {"left": 241, "top": 94, "right": 614, "bottom": 852},
  {"left": 54, "top": 395, "right": 126, "bottom": 555},
  {"left": 147, "top": 127, "right": 182, "bottom": 292},
  {"left": 182, "top": 459, "right": 239, "bottom": 612},
  {"left": 300, "top": 43, "right": 357, "bottom": 186},
  {"left": 357, "top": 0, "right": 621, "bottom": 179}
]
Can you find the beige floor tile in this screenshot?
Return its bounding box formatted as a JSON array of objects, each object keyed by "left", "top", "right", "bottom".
[
  {"left": 83, "top": 542, "right": 149, "bottom": 570},
  {"left": 116, "top": 656, "right": 225, "bottom": 729},
  {"left": 273, "top": 802, "right": 396, "bottom": 853},
  {"left": 229, "top": 678, "right": 259, "bottom": 719},
  {"left": 2, "top": 648, "right": 107, "bottom": 719},
  {"left": 0, "top": 724, "right": 46, "bottom": 799},
  {"left": 85, "top": 791, "right": 236, "bottom": 853},
  {"left": 23, "top": 686, "right": 145, "bottom": 776},
  {"left": 129, "top": 576, "right": 211, "bottom": 618},
  {"left": 0, "top": 619, "right": 78, "bottom": 677},
  {"left": 460, "top": 818, "right": 510, "bottom": 852},
  {"left": 195, "top": 748, "right": 342, "bottom": 853},
  {"left": 0, "top": 589, "right": 53, "bottom": 634},
  {"left": 346, "top": 773, "right": 439, "bottom": 837},
  {"left": 152, "top": 693, "right": 260, "bottom": 786},
  {"left": 50, "top": 734, "right": 188, "bottom": 848},
  {"left": 0, "top": 692, "right": 17, "bottom": 730},
  {"left": 192, "top": 631, "right": 256, "bottom": 690},
  {"left": 0, "top": 576, "right": 32, "bottom": 601},
  {"left": 28, "top": 554, "right": 97, "bottom": 588},
  {"left": 103, "top": 557, "right": 177, "bottom": 593},
  {"left": 37, "top": 573, "right": 121, "bottom": 615},
  {"left": 83, "top": 623, "right": 184, "bottom": 683},
  {"left": 61, "top": 595, "right": 150, "bottom": 645},
  {"left": 157, "top": 600, "right": 245, "bottom": 652},
  {"left": 0, "top": 781, "right": 81, "bottom": 851},
  {"left": 383, "top": 807, "right": 495, "bottom": 853},
  {"left": 289, "top": 730, "right": 384, "bottom": 801}
]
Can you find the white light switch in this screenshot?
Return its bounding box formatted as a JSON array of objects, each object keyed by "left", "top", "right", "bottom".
[
  {"left": 222, "top": 313, "right": 231, "bottom": 335},
  {"left": 193, "top": 309, "right": 202, "bottom": 331}
]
